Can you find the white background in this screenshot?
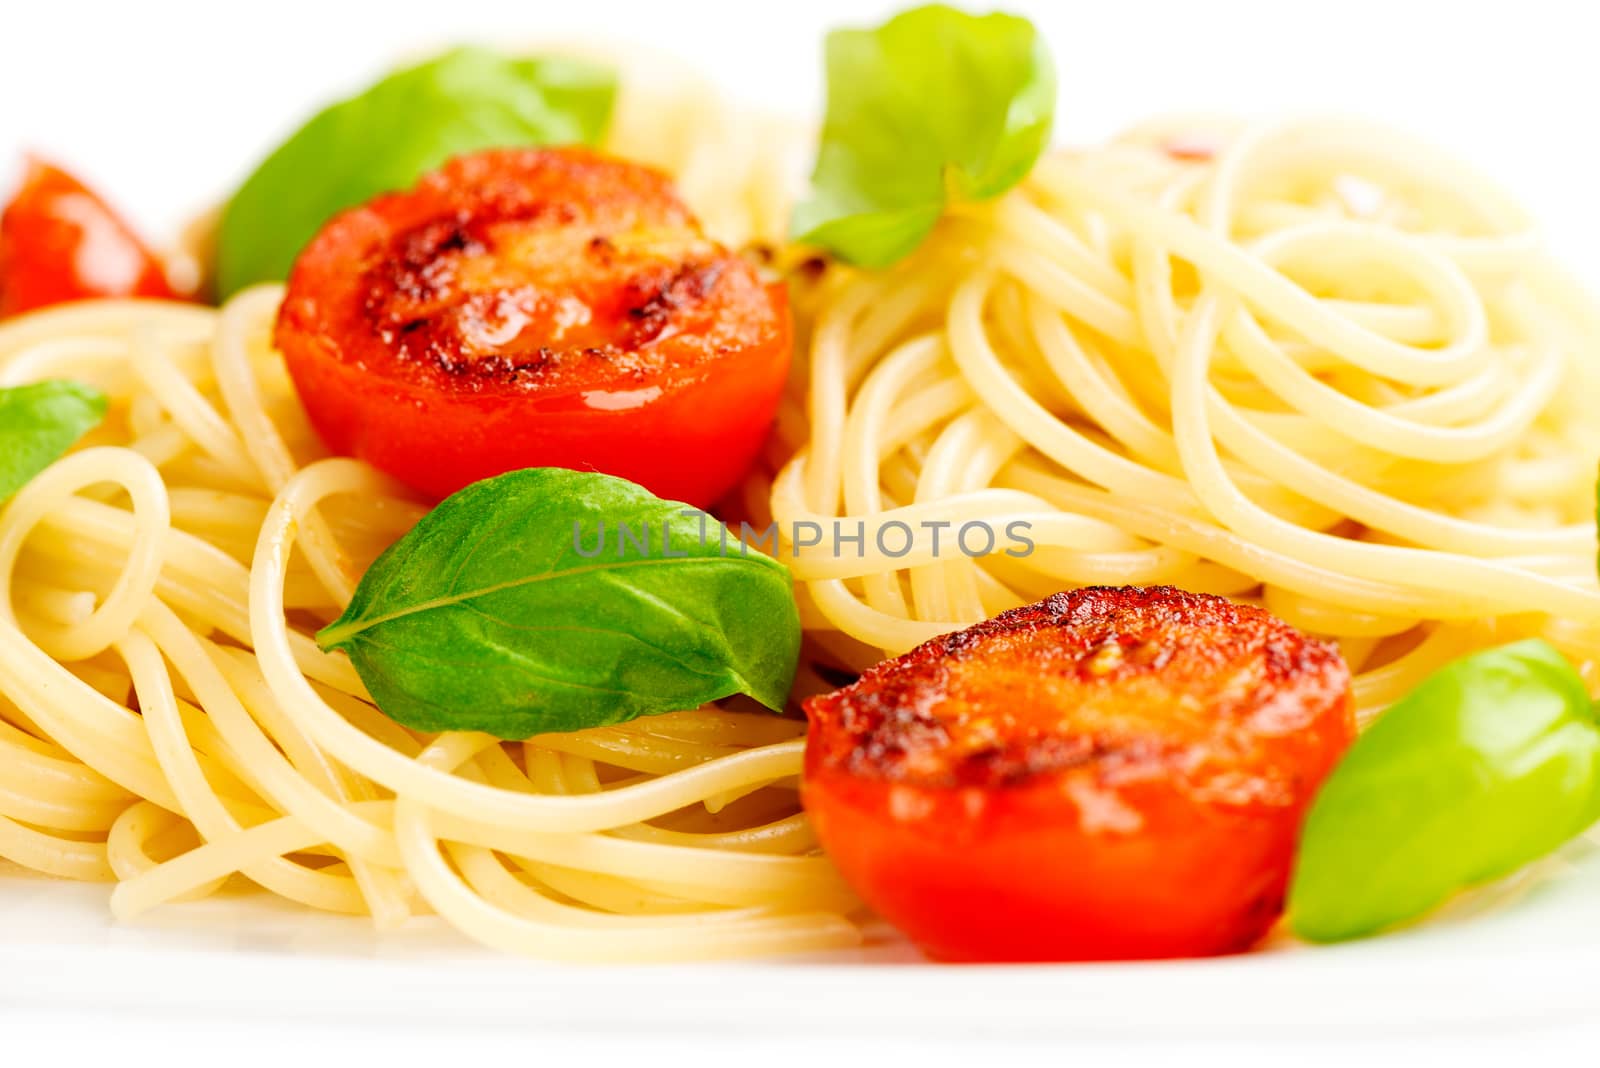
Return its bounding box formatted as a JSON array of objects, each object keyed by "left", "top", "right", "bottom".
[
  {"left": 2, "top": 0, "right": 1599, "bottom": 1062},
  {"left": 2, "top": 0, "right": 1598, "bottom": 276}
]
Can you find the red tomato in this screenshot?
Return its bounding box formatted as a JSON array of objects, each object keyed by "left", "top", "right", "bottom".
[
  {"left": 802, "top": 586, "right": 1355, "bottom": 962},
  {"left": 274, "top": 146, "right": 792, "bottom": 506},
  {"left": 0, "top": 159, "right": 176, "bottom": 317}
]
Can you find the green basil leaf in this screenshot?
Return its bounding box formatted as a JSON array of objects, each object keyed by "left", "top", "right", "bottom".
[
  {"left": 0, "top": 380, "right": 108, "bottom": 501},
  {"left": 1288, "top": 639, "right": 1600, "bottom": 942},
  {"left": 317, "top": 468, "right": 801, "bottom": 739},
  {"left": 216, "top": 47, "right": 616, "bottom": 298},
  {"left": 791, "top": 4, "right": 1056, "bottom": 268}
]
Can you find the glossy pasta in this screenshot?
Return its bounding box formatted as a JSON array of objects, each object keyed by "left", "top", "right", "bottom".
[
  {"left": 0, "top": 82, "right": 858, "bottom": 960},
  {"left": 765, "top": 118, "right": 1600, "bottom": 724},
  {"left": 2, "top": 109, "right": 1599, "bottom": 960},
  {"left": 0, "top": 286, "right": 863, "bottom": 959}
]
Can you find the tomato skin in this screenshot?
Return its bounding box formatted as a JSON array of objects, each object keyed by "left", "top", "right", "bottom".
[
  {"left": 802, "top": 586, "right": 1355, "bottom": 962},
  {"left": 808, "top": 766, "right": 1300, "bottom": 961},
  {"left": 274, "top": 147, "right": 791, "bottom": 506},
  {"left": 0, "top": 160, "right": 175, "bottom": 318}
]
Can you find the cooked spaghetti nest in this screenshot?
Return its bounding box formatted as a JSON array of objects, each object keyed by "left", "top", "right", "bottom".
[
  {"left": 760, "top": 116, "right": 1600, "bottom": 723},
  {"left": 1, "top": 112, "right": 1598, "bottom": 959}
]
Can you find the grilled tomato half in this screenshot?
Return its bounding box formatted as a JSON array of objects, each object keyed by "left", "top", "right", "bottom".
[
  {"left": 802, "top": 586, "right": 1355, "bottom": 962},
  {"left": 274, "top": 146, "right": 791, "bottom": 505}
]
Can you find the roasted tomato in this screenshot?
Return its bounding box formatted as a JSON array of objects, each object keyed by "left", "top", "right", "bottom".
[
  {"left": 274, "top": 146, "right": 792, "bottom": 505},
  {"left": 0, "top": 159, "right": 176, "bottom": 317},
  {"left": 803, "top": 586, "right": 1355, "bottom": 962}
]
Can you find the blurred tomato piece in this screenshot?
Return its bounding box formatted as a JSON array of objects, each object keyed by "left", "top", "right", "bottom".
[{"left": 0, "top": 159, "right": 176, "bottom": 318}]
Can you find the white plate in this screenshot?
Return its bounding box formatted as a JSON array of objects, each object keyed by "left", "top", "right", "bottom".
[
  {"left": 6, "top": 0, "right": 1600, "bottom": 1045},
  {"left": 5, "top": 842, "right": 1600, "bottom": 1038}
]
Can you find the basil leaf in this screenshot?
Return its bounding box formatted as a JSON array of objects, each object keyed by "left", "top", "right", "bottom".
[
  {"left": 1288, "top": 640, "right": 1600, "bottom": 942},
  {"left": 791, "top": 4, "right": 1056, "bottom": 268},
  {"left": 0, "top": 380, "right": 107, "bottom": 501},
  {"left": 318, "top": 468, "right": 801, "bottom": 739},
  {"left": 216, "top": 47, "right": 615, "bottom": 298}
]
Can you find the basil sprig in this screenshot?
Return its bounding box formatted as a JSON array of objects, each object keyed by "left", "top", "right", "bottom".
[
  {"left": 0, "top": 380, "right": 107, "bottom": 501},
  {"left": 791, "top": 4, "right": 1056, "bottom": 268},
  {"left": 1288, "top": 639, "right": 1600, "bottom": 942},
  {"left": 217, "top": 47, "right": 616, "bottom": 297},
  {"left": 318, "top": 469, "right": 801, "bottom": 739}
]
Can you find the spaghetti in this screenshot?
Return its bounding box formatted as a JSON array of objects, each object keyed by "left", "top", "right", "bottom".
[
  {"left": 1, "top": 112, "right": 1598, "bottom": 959},
  {"left": 766, "top": 118, "right": 1600, "bottom": 724}
]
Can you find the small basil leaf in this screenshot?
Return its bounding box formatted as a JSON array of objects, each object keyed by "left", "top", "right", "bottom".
[
  {"left": 0, "top": 380, "right": 107, "bottom": 501},
  {"left": 1288, "top": 640, "right": 1600, "bottom": 942},
  {"left": 217, "top": 47, "right": 616, "bottom": 298},
  {"left": 791, "top": 4, "right": 1056, "bottom": 268},
  {"left": 318, "top": 468, "right": 801, "bottom": 739}
]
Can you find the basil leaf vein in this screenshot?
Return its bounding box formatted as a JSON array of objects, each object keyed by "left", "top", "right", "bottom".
[
  {"left": 0, "top": 380, "right": 108, "bottom": 502},
  {"left": 791, "top": 4, "right": 1056, "bottom": 267},
  {"left": 318, "top": 468, "right": 801, "bottom": 739},
  {"left": 217, "top": 47, "right": 616, "bottom": 298}
]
